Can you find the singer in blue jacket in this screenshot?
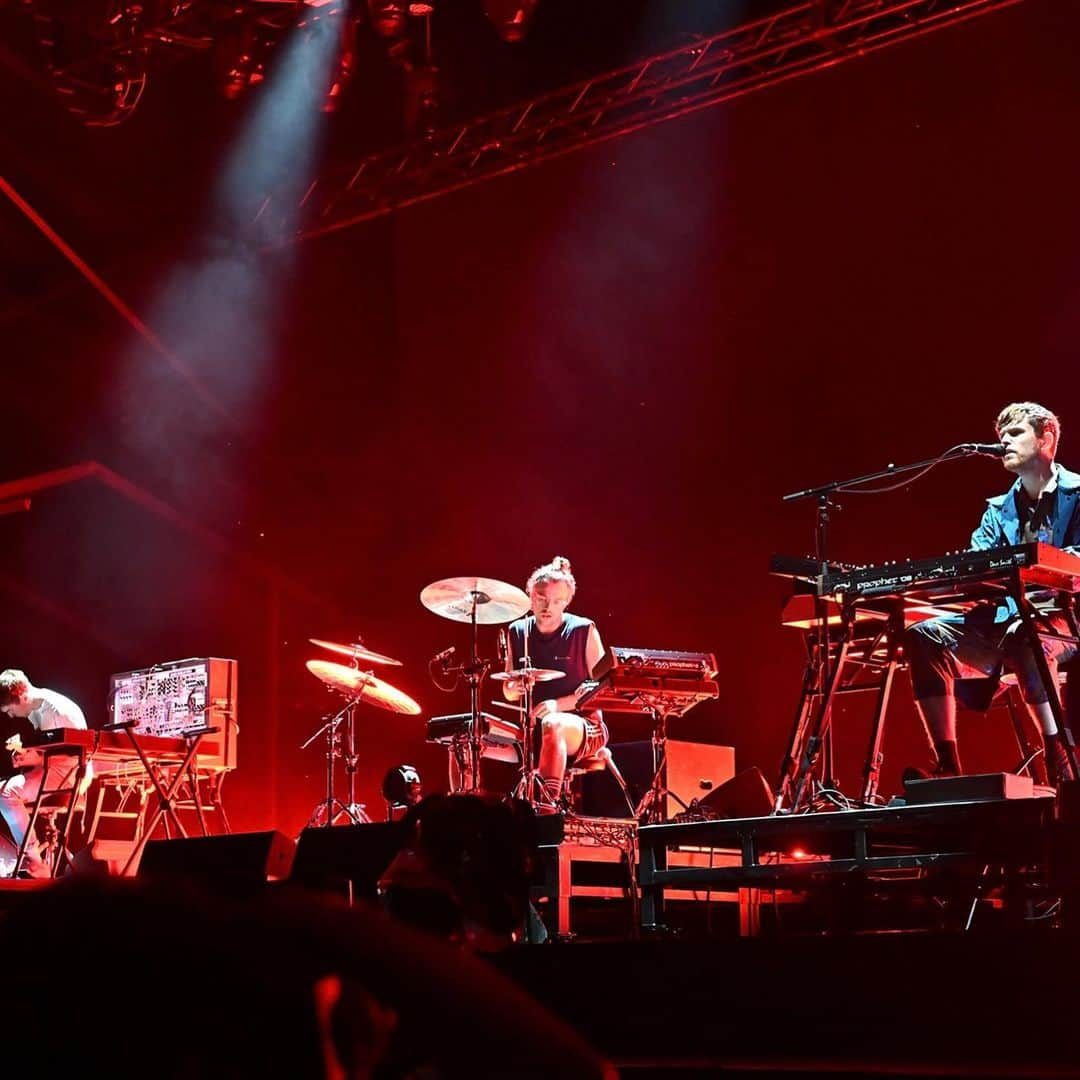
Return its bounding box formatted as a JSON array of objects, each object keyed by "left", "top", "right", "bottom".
[{"left": 905, "top": 402, "right": 1080, "bottom": 783}]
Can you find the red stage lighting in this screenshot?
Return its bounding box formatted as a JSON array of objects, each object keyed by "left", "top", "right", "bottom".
[
  {"left": 321, "top": 14, "right": 359, "bottom": 112},
  {"left": 367, "top": 0, "right": 407, "bottom": 38},
  {"left": 0, "top": 499, "right": 31, "bottom": 518},
  {"left": 482, "top": 0, "right": 540, "bottom": 43},
  {"left": 217, "top": 21, "right": 270, "bottom": 100}
]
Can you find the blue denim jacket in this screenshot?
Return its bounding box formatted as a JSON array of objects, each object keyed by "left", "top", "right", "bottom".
[
  {"left": 952, "top": 465, "right": 1080, "bottom": 709},
  {"left": 969, "top": 464, "right": 1080, "bottom": 554}
]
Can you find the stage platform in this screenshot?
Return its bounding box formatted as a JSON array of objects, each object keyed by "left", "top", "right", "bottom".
[
  {"left": 526, "top": 788, "right": 1073, "bottom": 940},
  {"left": 1, "top": 787, "right": 1079, "bottom": 1077}
]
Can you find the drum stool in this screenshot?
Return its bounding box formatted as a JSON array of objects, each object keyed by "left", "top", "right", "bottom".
[{"left": 562, "top": 746, "right": 636, "bottom": 818}]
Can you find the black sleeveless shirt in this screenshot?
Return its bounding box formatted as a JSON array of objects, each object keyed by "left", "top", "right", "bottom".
[{"left": 507, "top": 612, "right": 594, "bottom": 707}]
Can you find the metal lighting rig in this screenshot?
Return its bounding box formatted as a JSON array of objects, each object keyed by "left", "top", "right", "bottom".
[{"left": 265, "top": 0, "right": 1023, "bottom": 242}]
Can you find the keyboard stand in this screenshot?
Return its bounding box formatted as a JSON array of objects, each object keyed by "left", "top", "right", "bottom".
[
  {"left": 118, "top": 724, "right": 214, "bottom": 875},
  {"left": 778, "top": 573, "right": 1080, "bottom": 812}
]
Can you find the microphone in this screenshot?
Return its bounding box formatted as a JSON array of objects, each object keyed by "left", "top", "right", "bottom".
[
  {"left": 960, "top": 442, "right": 1006, "bottom": 457},
  {"left": 430, "top": 645, "right": 455, "bottom": 667},
  {"left": 497, "top": 627, "right": 509, "bottom": 664}
]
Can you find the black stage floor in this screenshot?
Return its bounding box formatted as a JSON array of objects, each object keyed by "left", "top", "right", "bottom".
[
  {"left": 3, "top": 787, "right": 1079, "bottom": 1077},
  {"left": 493, "top": 930, "right": 1080, "bottom": 1077},
  {"left": 0, "top": 872, "right": 1078, "bottom": 1076}
]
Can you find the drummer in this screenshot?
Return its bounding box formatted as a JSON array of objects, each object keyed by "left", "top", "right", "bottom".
[{"left": 502, "top": 556, "right": 607, "bottom": 811}]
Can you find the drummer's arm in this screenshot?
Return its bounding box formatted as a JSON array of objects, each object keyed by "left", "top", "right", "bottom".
[
  {"left": 503, "top": 650, "right": 523, "bottom": 703},
  {"left": 585, "top": 624, "right": 604, "bottom": 681}
]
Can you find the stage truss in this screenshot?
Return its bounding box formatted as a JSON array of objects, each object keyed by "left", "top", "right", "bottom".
[{"left": 267, "top": 0, "right": 1025, "bottom": 242}]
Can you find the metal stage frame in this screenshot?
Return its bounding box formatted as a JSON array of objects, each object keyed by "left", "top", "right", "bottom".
[
  {"left": 275, "top": 0, "right": 1025, "bottom": 242},
  {"left": 637, "top": 793, "right": 1060, "bottom": 935}
]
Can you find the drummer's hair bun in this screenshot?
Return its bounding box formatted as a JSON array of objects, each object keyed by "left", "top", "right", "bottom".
[{"left": 526, "top": 556, "right": 577, "bottom": 599}]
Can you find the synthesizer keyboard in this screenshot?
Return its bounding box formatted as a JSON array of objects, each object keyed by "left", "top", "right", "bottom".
[{"left": 815, "top": 542, "right": 1080, "bottom": 599}]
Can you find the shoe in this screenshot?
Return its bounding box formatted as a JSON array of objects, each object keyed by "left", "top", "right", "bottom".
[
  {"left": 532, "top": 783, "right": 564, "bottom": 816},
  {"left": 1045, "top": 740, "right": 1073, "bottom": 785},
  {"left": 531, "top": 792, "right": 563, "bottom": 816}
]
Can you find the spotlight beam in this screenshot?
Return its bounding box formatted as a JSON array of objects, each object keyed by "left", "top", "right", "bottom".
[
  {"left": 0, "top": 174, "right": 226, "bottom": 418},
  {"left": 0, "top": 461, "right": 335, "bottom": 608},
  {"left": 264, "top": 0, "right": 1025, "bottom": 243}
]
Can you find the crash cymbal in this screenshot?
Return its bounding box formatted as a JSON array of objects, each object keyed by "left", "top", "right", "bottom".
[
  {"left": 305, "top": 660, "right": 421, "bottom": 715},
  {"left": 308, "top": 638, "right": 402, "bottom": 667},
  {"left": 490, "top": 667, "right": 564, "bottom": 684},
  {"left": 420, "top": 576, "right": 530, "bottom": 625}
]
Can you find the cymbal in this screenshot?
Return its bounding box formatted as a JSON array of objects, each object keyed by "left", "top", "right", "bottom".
[
  {"left": 490, "top": 667, "right": 564, "bottom": 684},
  {"left": 420, "top": 576, "right": 530, "bottom": 625},
  {"left": 309, "top": 638, "right": 402, "bottom": 667},
  {"left": 305, "top": 660, "right": 421, "bottom": 715}
]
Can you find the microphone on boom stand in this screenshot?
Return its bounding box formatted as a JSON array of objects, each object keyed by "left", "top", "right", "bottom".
[
  {"left": 430, "top": 645, "right": 456, "bottom": 668},
  {"left": 959, "top": 442, "right": 1006, "bottom": 457}
]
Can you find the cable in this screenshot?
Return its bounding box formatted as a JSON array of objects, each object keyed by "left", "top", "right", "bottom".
[
  {"left": 427, "top": 658, "right": 459, "bottom": 694},
  {"left": 836, "top": 444, "right": 973, "bottom": 495}
]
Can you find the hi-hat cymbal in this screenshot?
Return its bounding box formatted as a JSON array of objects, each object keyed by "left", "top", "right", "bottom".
[
  {"left": 420, "top": 576, "right": 530, "bottom": 625},
  {"left": 490, "top": 667, "right": 564, "bottom": 684},
  {"left": 309, "top": 638, "right": 402, "bottom": 667},
  {"left": 305, "top": 660, "right": 421, "bottom": 715}
]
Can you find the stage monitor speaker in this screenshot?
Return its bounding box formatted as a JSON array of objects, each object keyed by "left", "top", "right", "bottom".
[
  {"left": 137, "top": 830, "right": 296, "bottom": 896},
  {"left": 696, "top": 766, "right": 774, "bottom": 820},
  {"left": 290, "top": 822, "right": 408, "bottom": 900},
  {"left": 666, "top": 741, "right": 735, "bottom": 818},
  {"left": 578, "top": 739, "right": 735, "bottom": 819}
]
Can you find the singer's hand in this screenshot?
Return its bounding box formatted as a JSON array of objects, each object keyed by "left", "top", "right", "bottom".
[{"left": 5, "top": 734, "right": 21, "bottom": 753}]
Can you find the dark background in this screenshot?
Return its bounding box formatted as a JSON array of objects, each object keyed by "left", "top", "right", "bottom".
[{"left": 1, "top": 0, "right": 1078, "bottom": 835}]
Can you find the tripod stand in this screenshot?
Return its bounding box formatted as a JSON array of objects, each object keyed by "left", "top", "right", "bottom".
[
  {"left": 301, "top": 697, "right": 372, "bottom": 827},
  {"left": 631, "top": 705, "right": 695, "bottom": 823},
  {"left": 459, "top": 594, "right": 492, "bottom": 794}
]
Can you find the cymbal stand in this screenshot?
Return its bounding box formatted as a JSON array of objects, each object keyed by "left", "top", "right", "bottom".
[
  {"left": 510, "top": 644, "right": 546, "bottom": 806},
  {"left": 461, "top": 591, "right": 492, "bottom": 793},
  {"left": 301, "top": 696, "right": 371, "bottom": 828}
]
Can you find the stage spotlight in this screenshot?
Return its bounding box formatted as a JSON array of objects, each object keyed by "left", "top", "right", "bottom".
[
  {"left": 217, "top": 20, "right": 271, "bottom": 100},
  {"left": 28, "top": 0, "right": 151, "bottom": 125},
  {"left": 318, "top": 12, "right": 359, "bottom": 111},
  {"left": 482, "top": 0, "right": 540, "bottom": 43},
  {"left": 366, "top": 0, "right": 407, "bottom": 37},
  {"left": 403, "top": 60, "right": 443, "bottom": 135},
  {"left": 382, "top": 764, "right": 423, "bottom": 817}
]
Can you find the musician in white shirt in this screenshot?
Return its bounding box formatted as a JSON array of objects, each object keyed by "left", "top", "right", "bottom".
[{"left": 0, "top": 669, "right": 92, "bottom": 877}]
